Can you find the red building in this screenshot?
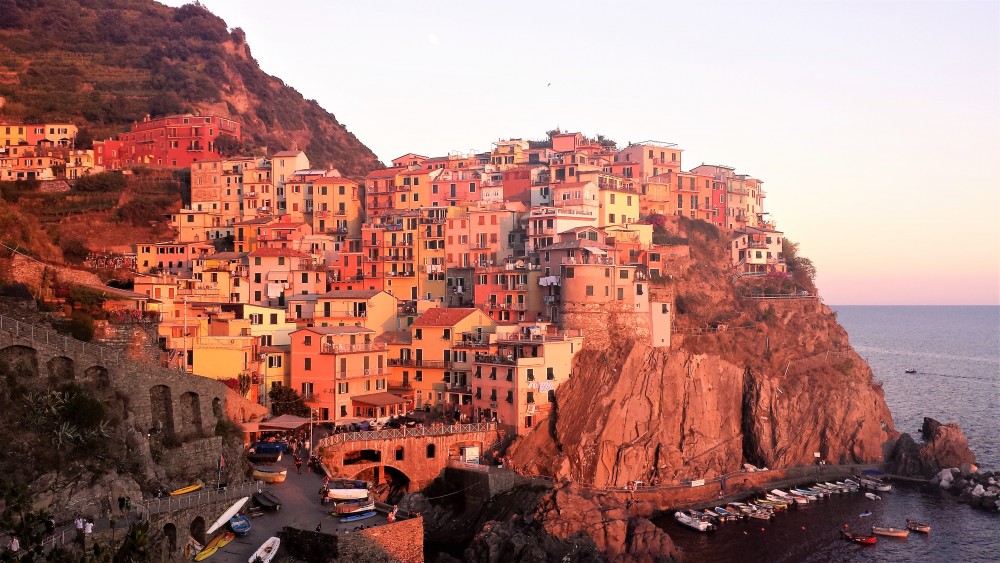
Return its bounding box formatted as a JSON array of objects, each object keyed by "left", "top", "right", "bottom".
[{"left": 106, "top": 114, "right": 242, "bottom": 169}]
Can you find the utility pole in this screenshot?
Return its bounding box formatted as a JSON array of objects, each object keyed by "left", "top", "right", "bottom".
[{"left": 182, "top": 296, "right": 188, "bottom": 372}]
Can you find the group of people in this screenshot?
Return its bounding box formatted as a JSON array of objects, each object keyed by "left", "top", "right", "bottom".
[
  {"left": 74, "top": 516, "right": 96, "bottom": 543},
  {"left": 116, "top": 495, "right": 133, "bottom": 517}
]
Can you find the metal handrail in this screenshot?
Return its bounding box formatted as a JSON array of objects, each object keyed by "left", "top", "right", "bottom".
[
  {"left": 319, "top": 422, "right": 497, "bottom": 446},
  {"left": 138, "top": 480, "right": 264, "bottom": 519},
  {"left": 0, "top": 313, "right": 121, "bottom": 363}
]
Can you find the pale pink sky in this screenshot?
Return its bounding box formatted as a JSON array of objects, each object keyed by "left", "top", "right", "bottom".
[{"left": 162, "top": 0, "right": 1000, "bottom": 305}]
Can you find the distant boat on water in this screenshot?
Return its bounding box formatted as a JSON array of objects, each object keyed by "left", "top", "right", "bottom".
[{"left": 904, "top": 369, "right": 917, "bottom": 374}]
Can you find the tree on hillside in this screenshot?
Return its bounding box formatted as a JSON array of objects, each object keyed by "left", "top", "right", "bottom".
[
  {"left": 782, "top": 237, "right": 817, "bottom": 291},
  {"left": 267, "top": 386, "right": 310, "bottom": 417}
]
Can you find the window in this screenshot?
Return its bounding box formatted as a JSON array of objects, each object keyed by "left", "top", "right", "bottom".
[
  {"left": 585, "top": 285, "right": 594, "bottom": 296},
  {"left": 270, "top": 313, "right": 278, "bottom": 324},
  {"left": 547, "top": 367, "right": 554, "bottom": 380},
  {"left": 526, "top": 368, "right": 534, "bottom": 381},
  {"left": 304, "top": 335, "right": 312, "bottom": 346},
  {"left": 617, "top": 288, "right": 625, "bottom": 300},
  {"left": 610, "top": 194, "right": 615, "bottom": 204},
  {"left": 414, "top": 328, "right": 422, "bottom": 340},
  {"left": 565, "top": 267, "right": 574, "bottom": 278},
  {"left": 337, "top": 382, "right": 348, "bottom": 394},
  {"left": 609, "top": 213, "right": 616, "bottom": 224},
  {"left": 395, "top": 447, "right": 404, "bottom": 461},
  {"left": 304, "top": 358, "right": 312, "bottom": 371},
  {"left": 426, "top": 444, "right": 436, "bottom": 458},
  {"left": 620, "top": 270, "right": 629, "bottom": 279}
]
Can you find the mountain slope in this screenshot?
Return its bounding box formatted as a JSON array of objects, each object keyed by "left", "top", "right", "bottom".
[{"left": 0, "top": 0, "right": 382, "bottom": 176}]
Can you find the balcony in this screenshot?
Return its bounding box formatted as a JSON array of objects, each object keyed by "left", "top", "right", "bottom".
[
  {"left": 322, "top": 309, "right": 367, "bottom": 318},
  {"left": 388, "top": 358, "right": 451, "bottom": 369},
  {"left": 474, "top": 353, "right": 517, "bottom": 366},
  {"left": 468, "top": 243, "right": 491, "bottom": 250},
  {"left": 560, "top": 256, "right": 615, "bottom": 265},
  {"left": 500, "top": 284, "right": 528, "bottom": 292},
  {"left": 384, "top": 254, "right": 414, "bottom": 262},
  {"left": 334, "top": 368, "right": 387, "bottom": 379},
  {"left": 320, "top": 342, "right": 386, "bottom": 354},
  {"left": 484, "top": 302, "right": 526, "bottom": 311},
  {"left": 324, "top": 227, "right": 349, "bottom": 235}
]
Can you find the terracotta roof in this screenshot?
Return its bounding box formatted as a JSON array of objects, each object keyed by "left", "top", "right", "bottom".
[
  {"left": 319, "top": 289, "right": 382, "bottom": 299},
  {"left": 295, "top": 326, "right": 374, "bottom": 335},
  {"left": 204, "top": 252, "right": 247, "bottom": 260},
  {"left": 375, "top": 331, "right": 412, "bottom": 345},
  {"left": 351, "top": 392, "right": 408, "bottom": 407},
  {"left": 249, "top": 248, "right": 309, "bottom": 257},
  {"left": 260, "top": 345, "right": 291, "bottom": 353},
  {"left": 412, "top": 307, "right": 481, "bottom": 328},
  {"left": 233, "top": 216, "right": 275, "bottom": 226},
  {"left": 273, "top": 150, "right": 305, "bottom": 157}
]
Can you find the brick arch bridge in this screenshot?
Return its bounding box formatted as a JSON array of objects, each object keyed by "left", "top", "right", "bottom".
[
  {"left": 317, "top": 423, "right": 501, "bottom": 490},
  {"left": 0, "top": 314, "right": 233, "bottom": 441}
]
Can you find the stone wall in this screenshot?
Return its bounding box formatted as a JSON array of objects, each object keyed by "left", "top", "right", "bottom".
[
  {"left": 6, "top": 254, "right": 102, "bottom": 289},
  {"left": 282, "top": 517, "right": 424, "bottom": 563},
  {"left": 561, "top": 300, "right": 652, "bottom": 351}
]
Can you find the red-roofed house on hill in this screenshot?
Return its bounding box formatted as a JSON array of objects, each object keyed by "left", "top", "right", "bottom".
[
  {"left": 248, "top": 247, "right": 309, "bottom": 307},
  {"left": 109, "top": 114, "right": 242, "bottom": 169}
]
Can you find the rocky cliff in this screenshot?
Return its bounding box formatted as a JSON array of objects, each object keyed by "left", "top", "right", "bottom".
[
  {"left": 510, "top": 218, "right": 896, "bottom": 488},
  {"left": 886, "top": 416, "right": 977, "bottom": 478}
]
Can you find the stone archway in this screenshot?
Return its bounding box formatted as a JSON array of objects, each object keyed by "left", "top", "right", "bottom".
[
  {"left": 178, "top": 391, "right": 204, "bottom": 438},
  {"left": 46, "top": 356, "right": 74, "bottom": 382},
  {"left": 149, "top": 385, "right": 175, "bottom": 437},
  {"left": 83, "top": 365, "right": 110, "bottom": 389},
  {"left": 0, "top": 345, "right": 39, "bottom": 378},
  {"left": 189, "top": 516, "right": 206, "bottom": 546},
  {"left": 162, "top": 523, "right": 177, "bottom": 553}
]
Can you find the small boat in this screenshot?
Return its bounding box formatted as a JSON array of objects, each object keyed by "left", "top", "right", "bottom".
[
  {"left": 229, "top": 514, "right": 252, "bottom": 536},
  {"left": 749, "top": 510, "right": 773, "bottom": 521},
  {"left": 253, "top": 490, "right": 282, "bottom": 511},
  {"left": 864, "top": 493, "right": 881, "bottom": 501},
  {"left": 860, "top": 511, "right": 873, "bottom": 518},
  {"left": 248, "top": 536, "right": 280, "bottom": 563},
  {"left": 207, "top": 497, "right": 250, "bottom": 534},
  {"left": 326, "top": 488, "right": 370, "bottom": 501},
  {"left": 841, "top": 530, "right": 877, "bottom": 545},
  {"left": 329, "top": 479, "right": 371, "bottom": 489},
  {"left": 906, "top": 519, "right": 931, "bottom": 533},
  {"left": 872, "top": 526, "right": 910, "bottom": 538},
  {"left": 332, "top": 495, "right": 376, "bottom": 515},
  {"left": 339, "top": 510, "right": 378, "bottom": 523},
  {"left": 904, "top": 369, "right": 917, "bottom": 374},
  {"left": 252, "top": 466, "right": 288, "bottom": 484},
  {"left": 194, "top": 532, "right": 235, "bottom": 561},
  {"left": 714, "top": 507, "right": 739, "bottom": 520},
  {"left": 170, "top": 483, "right": 203, "bottom": 496},
  {"left": 674, "top": 511, "right": 715, "bottom": 532}
]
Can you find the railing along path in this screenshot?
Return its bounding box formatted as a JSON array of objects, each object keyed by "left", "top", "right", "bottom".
[
  {"left": 0, "top": 313, "right": 122, "bottom": 363},
  {"left": 319, "top": 422, "right": 498, "bottom": 446}
]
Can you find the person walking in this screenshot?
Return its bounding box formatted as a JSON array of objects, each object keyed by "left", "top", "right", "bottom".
[
  {"left": 315, "top": 522, "right": 322, "bottom": 533},
  {"left": 117, "top": 495, "right": 126, "bottom": 517},
  {"left": 7, "top": 536, "right": 20, "bottom": 554},
  {"left": 125, "top": 496, "right": 132, "bottom": 516},
  {"left": 294, "top": 455, "right": 302, "bottom": 474},
  {"left": 75, "top": 515, "right": 85, "bottom": 542}
]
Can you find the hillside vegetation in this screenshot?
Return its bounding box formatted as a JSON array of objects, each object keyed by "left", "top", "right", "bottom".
[{"left": 0, "top": 0, "right": 382, "bottom": 176}]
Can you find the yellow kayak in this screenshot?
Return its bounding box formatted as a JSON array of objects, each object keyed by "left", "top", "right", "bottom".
[
  {"left": 170, "top": 483, "right": 203, "bottom": 496},
  {"left": 194, "top": 532, "right": 235, "bottom": 561}
]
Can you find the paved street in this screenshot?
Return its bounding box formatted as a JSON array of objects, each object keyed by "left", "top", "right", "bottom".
[{"left": 207, "top": 455, "right": 389, "bottom": 563}]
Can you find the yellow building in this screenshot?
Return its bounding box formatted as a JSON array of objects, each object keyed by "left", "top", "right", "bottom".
[
  {"left": 314, "top": 289, "right": 399, "bottom": 334},
  {"left": 0, "top": 123, "right": 27, "bottom": 147},
  {"left": 390, "top": 307, "right": 496, "bottom": 412},
  {"left": 416, "top": 207, "right": 447, "bottom": 302}
]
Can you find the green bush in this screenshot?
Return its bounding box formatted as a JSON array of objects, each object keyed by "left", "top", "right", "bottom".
[
  {"left": 74, "top": 172, "right": 126, "bottom": 193},
  {"left": 69, "top": 311, "right": 95, "bottom": 342}
]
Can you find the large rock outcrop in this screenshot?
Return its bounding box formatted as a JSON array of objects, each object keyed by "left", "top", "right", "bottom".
[
  {"left": 463, "top": 483, "right": 680, "bottom": 563},
  {"left": 886, "top": 417, "right": 977, "bottom": 478},
  {"left": 509, "top": 219, "right": 895, "bottom": 488}
]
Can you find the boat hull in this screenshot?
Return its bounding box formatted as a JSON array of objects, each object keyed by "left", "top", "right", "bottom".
[
  {"left": 248, "top": 537, "right": 280, "bottom": 563},
  {"left": 253, "top": 491, "right": 282, "bottom": 510},
  {"left": 207, "top": 497, "right": 250, "bottom": 535},
  {"left": 873, "top": 527, "right": 910, "bottom": 538},
  {"left": 194, "top": 532, "right": 235, "bottom": 561},
  {"left": 339, "top": 510, "right": 378, "bottom": 523},
  {"left": 229, "top": 515, "right": 252, "bottom": 537},
  {"left": 170, "top": 484, "right": 203, "bottom": 496},
  {"left": 326, "top": 488, "right": 370, "bottom": 501},
  {"left": 906, "top": 520, "right": 931, "bottom": 533},
  {"left": 253, "top": 468, "right": 287, "bottom": 483}
]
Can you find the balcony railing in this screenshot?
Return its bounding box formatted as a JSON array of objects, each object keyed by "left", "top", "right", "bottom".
[
  {"left": 484, "top": 302, "right": 526, "bottom": 311},
  {"left": 319, "top": 422, "right": 497, "bottom": 446},
  {"left": 474, "top": 353, "right": 518, "bottom": 366},
  {"left": 561, "top": 256, "right": 615, "bottom": 265},
  {"left": 320, "top": 342, "right": 386, "bottom": 354},
  {"left": 388, "top": 358, "right": 451, "bottom": 369}
]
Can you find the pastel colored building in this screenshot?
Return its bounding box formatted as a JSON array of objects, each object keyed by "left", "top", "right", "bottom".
[
  {"left": 247, "top": 247, "right": 309, "bottom": 306},
  {"left": 269, "top": 150, "right": 309, "bottom": 214},
  {"left": 314, "top": 289, "right": 399, "bottom": 334},
  {"left": 289, "top": 326, "right": 392, "bottom": 422},
  {"left": 114, "top": 114, "right": 241, "bottom": 168},
  {"left": 25, "top": 123, "right": 78, "bottom": 147},
  {"left": 133, "top": 241, "right": 213, "bottom": 276},
  {"left": 614, "top": 141, "right": 682, "bottom": 180},
  {"left": 389, "top": 308, "right": 497, "bottom": 412},
  {"left": 731, "top": 226, "right": 785, "bottom": 274},
  {"left": 471, "top": 326, "right": 583, "bottom": 435}
]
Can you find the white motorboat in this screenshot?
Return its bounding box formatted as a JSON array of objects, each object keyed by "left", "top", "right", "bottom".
[
  {"left": 674, "top": 511, "right": 715, "bottom": 532},
  {"left": 248, "top": 537, "right": 280, "bottom": 563}
]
